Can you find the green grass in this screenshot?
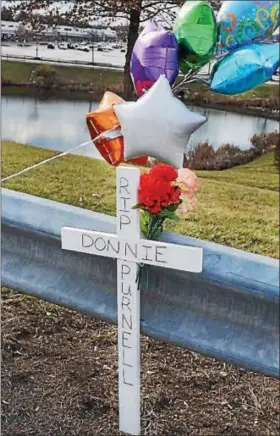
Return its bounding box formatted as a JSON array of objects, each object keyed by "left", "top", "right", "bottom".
[
  {"left": 198, "top": 152, "right": 279, "bottom": 191},
  {"left": 2, "top": 60, "right": 278, "bottom": 100},
  {"left": 2, "top": 60, "right": 123, "bottom": 87},
  {"left": 2, "top": 141, "right": 279, "bottom": 258},
  {"left": 1, "top": 85, "right": 96, "bottom": 101},
  {"left": 245, "top": 83, "right": 280, "bottom": 99},
  {"left": 2, "top": 60, "right": 35, "bottom": 84},
  {"left": 180, "top": 80, "right": 278, "bottom": 100}
]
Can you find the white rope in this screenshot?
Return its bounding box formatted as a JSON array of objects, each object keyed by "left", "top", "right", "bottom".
[{"left": 1, "top": 127, "right": 120, "bottom": 183}]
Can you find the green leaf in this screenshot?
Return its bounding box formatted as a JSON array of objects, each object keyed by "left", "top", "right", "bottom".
[
  {"left": 140, "top": 221, "right": 148, "bottom": 237},
  {"left": 150, "top": 226, "right": 163, "bottom": 241},
  {"left": 140, "top": 210, "right": 150, "bottom": 238},
  {"left": 160, "top": 210, "right": 177, "bottom": 220},
  {"left": 159, "top": 209, "right": 171, "bottom": 217},
  {"left": 132, "top": 203, "right": 142, "bottom": 210},
  {"left": 166, "top": 203, "right": 180, "bottom": 213}
]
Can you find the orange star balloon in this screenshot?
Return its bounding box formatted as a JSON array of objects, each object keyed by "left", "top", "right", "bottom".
[{"left": 86, "top": 91, "right": 147, "bottom": 166}]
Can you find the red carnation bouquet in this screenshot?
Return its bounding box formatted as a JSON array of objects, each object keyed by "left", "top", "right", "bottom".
[{"left": 134, "top": 163, "right": 199, "bottom": 287}]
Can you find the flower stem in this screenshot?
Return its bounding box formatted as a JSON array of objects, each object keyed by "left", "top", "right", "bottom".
[
  {"left": 136, "top": 263, "right": 143, "bottom": 290},
  {"left": 148, "top": 215, "right": 165, "bottom": 240},
  {"left": 137, "top": 215, "right": 165, "bottom": 290}
]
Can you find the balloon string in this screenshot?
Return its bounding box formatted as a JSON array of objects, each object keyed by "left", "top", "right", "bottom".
[
  {"left": 1, "top": 127, "right": 119, "bottom": 183},
  {"left": 172, "top": 69, "right": 198, "bottom": 92},
  {"left": 173, "top": 70, "right": 210, "bottom": 94},
  {"left": 187, "top": 77, "right": 210, "bottom": 86}
]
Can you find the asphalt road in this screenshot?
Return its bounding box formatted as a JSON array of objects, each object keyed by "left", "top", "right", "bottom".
[{"left": 1, "top": 42, "right": 212, "bottom": 74}]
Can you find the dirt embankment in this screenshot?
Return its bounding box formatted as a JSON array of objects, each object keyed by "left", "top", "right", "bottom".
[{"left": 2, "top": 288, "right": 279, "bottom": 436}]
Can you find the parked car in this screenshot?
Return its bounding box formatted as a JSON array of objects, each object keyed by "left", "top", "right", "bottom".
[
  {"left": 58, "top": 43, "right": 68, "bottom": 50},
  {"left": 102, "top": 45, "right": 113, "bottom": 52},
  {"left": 121, "top": 48, "right": 125, "bottom": 52},
  {"left": 97, "top": 45, "right": 103, "bottom": 51},
  {"left": 67, "top": 42, "right": 75, "bottom": 49},
  {"left": 77, "top": 45, "right": 90, "bottom": 52},
  {"left": 17, "top": 42, "right": 31, "bottom": 47},
  {"left": 47, "top": 43, "right": 55, "bottom": 49}
]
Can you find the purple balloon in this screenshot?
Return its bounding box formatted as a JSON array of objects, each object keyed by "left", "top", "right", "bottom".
[{"left": 130, "top": 21, "right": 179, "bottom": 96}]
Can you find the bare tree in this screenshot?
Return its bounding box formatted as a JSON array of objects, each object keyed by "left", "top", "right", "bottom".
[
  {"left": 24, "top": 14, "right": 46, "bottom": 57},
  {"left": 15, "top": 24, "right": 28, "bottom": 43},
  {"left": 1, "top": 5, "right": 15, "bottom": 21},
  {"left": 10, "top": 0, "right": 222, "bottom": 96},
  {"left": 12, "top": 0, "right": 183, "bottom": 97}
]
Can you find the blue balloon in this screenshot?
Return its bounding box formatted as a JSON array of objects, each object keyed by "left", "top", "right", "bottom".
[
  {"left": 218, "top": 0, "right": 280, "bottom": 51},
  {"left": 210, "top": 43, "right": 280, "bottom": 95}
]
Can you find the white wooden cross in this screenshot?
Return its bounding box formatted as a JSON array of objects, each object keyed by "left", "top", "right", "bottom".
[{"left": 61, "top": 166, "right": 203, "bottom": 435}]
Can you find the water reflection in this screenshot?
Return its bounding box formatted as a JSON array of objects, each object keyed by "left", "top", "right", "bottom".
[
  {"left": 189, "top": 106, "right": 278, "bottom": 150},
  {"left": 28, "top": 98, "right": 39, "bottom": 122},
  {"left": 2, "top": 92, "right": 279, "bottom": 159}
]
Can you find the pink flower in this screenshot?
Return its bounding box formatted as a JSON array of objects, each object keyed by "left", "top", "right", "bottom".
[
  {"left": 177, "top": 169, "right": 199, "bottom": 194},
  {"left": 177, "top": 195, "right": 197, "bottom": 217},
  {"left": 175, "top": 169, "right": 199, "bottom": 217},
  {"left": 177, "top": 201, "right": 188, "bottom": 217}
]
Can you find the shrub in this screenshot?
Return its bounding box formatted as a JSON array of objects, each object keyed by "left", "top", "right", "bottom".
[
  {"left": 185, "top": 90, "right": 279, "bottom": 111},
  {"left": 251, "top": 131, "right": 279, "bottom": 152},
  {"left": 271, "top": 134, "right": 280, "bottom": 172},
  {"left": 184, "top": 131, "right": 280, "bottom": 171},
  {"left": 184, "top": 142, "right": 216, "bottom": 170},
  {"left": 34, "top": 65, "right": 58, "bottom": 88}
]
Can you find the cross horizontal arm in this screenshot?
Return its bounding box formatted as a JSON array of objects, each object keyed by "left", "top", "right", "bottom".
[{"left": 62, "top": 227, "right": 203, "bottom": 273}]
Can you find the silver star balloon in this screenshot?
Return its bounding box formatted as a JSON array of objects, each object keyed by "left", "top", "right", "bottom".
[{"left": 114, "top": 75, "right": 207, "bottom": 168}]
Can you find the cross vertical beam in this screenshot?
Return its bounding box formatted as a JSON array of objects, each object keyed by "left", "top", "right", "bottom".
[
  {"left": 116, "top": 167, "right": 141, "bottom": 435},
  {"left": 61, "top": 165, "right": 203, "bottom": 436}
]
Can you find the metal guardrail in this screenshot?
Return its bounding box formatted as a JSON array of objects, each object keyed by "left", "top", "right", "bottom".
[{"left": 1, "top": 188, "right": 279, "bottom": 378}]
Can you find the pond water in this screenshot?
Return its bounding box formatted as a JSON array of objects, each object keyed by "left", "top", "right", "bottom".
[{"left": 2, "top": 90, "right": 279, "bottom": 160}]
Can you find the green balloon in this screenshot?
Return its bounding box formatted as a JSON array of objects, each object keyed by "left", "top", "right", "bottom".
[{"left": 173, "top": 0, "right": 218, "bottom": 74}]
